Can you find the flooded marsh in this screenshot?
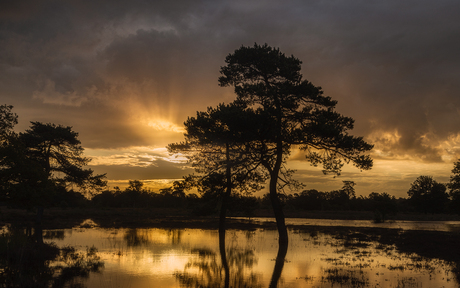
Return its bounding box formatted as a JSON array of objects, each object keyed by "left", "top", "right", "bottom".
[{"left": 2, "top": 218, "right": 458, "bottom": 287}]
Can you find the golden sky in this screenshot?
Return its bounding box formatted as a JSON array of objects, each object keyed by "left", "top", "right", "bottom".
[{"left": 2, "top": 0, "right": 460, "bottom": 197}]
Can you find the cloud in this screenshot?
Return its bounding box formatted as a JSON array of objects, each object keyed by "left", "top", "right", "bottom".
[
  {"left": 90, "top": 160, "right": 193, "bottom": 181},
  {"left": 2, "top": 0, "right": 460, "bottom": 192},
  {"left": 86, "top": 147, "right": 187, "bottom": 167},
  {"left": 32, "top": 79, "right": 91, "bottom": 106}
]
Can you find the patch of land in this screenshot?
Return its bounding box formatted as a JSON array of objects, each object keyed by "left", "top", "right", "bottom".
[{"left": 1, "top": 206, "right": 460, "bottom": 230}]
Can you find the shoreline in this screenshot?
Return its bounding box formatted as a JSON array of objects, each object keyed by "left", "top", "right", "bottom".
[{"left": 1, "top": 206, "right": 460, "bottom": 230}]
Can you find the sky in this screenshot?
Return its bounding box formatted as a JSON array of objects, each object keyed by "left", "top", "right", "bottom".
[{"left": 2, "top": 0, "right": 460, "bottom": 197}]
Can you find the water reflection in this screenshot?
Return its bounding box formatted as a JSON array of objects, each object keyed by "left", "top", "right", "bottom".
[
  {"left": 0, "top": 225, "right": 103, "bottom": 287},
  {"left": 37, "top": 222, "right": 460, "bottom": 288},
  {"left": 174, "top": 227, "right": 288, "bottom": 288},
  {"left": 176, "top": 247, "right": 261, "bottom": 288},
  {"left": 43, "top": 229, "right": 65, "bottom": 240}
]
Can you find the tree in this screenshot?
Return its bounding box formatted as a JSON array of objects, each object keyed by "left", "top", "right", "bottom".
[
  {"left": 367, "top": 192, "right": 397, "bottom": 222},
  {"left": 341, "top": 180, "right": 356, "bottom": 199},
  {"left": 169, "top": 103, "right": 268, "bottom": 228},
  {"left": 1, "top": 119, "right": 106, "bottom": 216},
  {"left": 127, "top": 179, "right": 144, "bottom": 192},
  {"left": 219, "top": 44, "right": 373, "bottom": 246},
  {"left": 19, "top": 122, "right": 107, "bottom": 193},
  {"left": 289, "top": 189, "right": 326, "bottom": 211},
  {"left": 0, "top": 108, "right": 51, "bottom": 208},
  {"left": 407, "top": 175, "right": 449, "bottom": 213},
  {"left": 447, "top": 160, "right": 460, "bottom": 214}
]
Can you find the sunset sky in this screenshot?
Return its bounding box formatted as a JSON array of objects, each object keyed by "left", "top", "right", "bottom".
[{"left": 2, "top": 0, "right": 460, "bottom": 197}]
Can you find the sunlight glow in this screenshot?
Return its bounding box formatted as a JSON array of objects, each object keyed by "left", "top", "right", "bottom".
[
  {"left": 85, "top": 147, "right": 186, "bottom": 167},
  {"left": 367, "top": 129, "right": 402, "bottom": 158},
  {"left": 148, "top": 120, "right": 185, "bottom": 133}
]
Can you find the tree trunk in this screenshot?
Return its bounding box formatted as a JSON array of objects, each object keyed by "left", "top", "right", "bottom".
[
  {"left": 219, "top": 142, "right": 231, "bottom": 288},
  {"left": 270, "top": 94, "right": 288, "bottom": 245},
  {"left": 219, "top": 143, "right": 232, "bottom": 235},
  {"left": 269, "top": 173, "right": 288, "bottom": 245}
]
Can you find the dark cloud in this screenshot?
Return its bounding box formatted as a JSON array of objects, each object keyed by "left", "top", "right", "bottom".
[{"left": 2, "top": 0, "right": 460, "bottom": 189}]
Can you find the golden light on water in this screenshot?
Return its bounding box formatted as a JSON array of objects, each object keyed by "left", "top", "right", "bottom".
[{"left": 48, "top": 226, "right": 459, "bottom": 288}]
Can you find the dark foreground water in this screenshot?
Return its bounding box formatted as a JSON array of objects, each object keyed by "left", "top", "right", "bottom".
[
  {"left": 24, "top": 219, "right": 458, "bottom": 288},
  {"left": 1, "top": 218, "right": 460, "bottom": 287}
]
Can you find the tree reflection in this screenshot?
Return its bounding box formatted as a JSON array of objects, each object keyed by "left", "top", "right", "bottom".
[
  {"left": 124, "top": 228, "right": 150, "bottom": 247},
  {"left": 176, "top": 231, "right": 261, "bottom": 288},
  {"left": 123, "top": 228, "right": 183, "bottom": 247},
  {"left": 0, "top": 226, "right": 103, "bottom": 287},
  {"left": 269, "top": 241, "right": 288, "bottom": 288},
  {"left": 176, "top": 226, "right": 290, "bottom": 288},
  {"left": 43, "top": 229, "right": 65, "bottom": 240}
]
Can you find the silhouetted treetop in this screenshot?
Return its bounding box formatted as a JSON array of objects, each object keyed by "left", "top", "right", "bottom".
[
  {"left": 20, "top": 122, "right": 106, "bottom": 192},
  {"left": 219, "top": 43, "right": 373, "bottom": 176}
]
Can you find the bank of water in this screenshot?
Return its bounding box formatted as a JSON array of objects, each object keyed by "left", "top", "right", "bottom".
[{"left": 34, "top": 219, "right": 459, "bottom": 288}]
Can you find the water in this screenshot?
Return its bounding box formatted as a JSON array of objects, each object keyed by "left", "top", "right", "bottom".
[
  {"left": 32, "top": 219, "right": 459, "bottom": 288},
  {"left": 238, "top": 217, "right": 460, "bottom": 232}
]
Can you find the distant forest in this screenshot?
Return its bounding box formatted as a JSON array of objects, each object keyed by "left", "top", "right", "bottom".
[{"left": 14, "top": 175, "right": 459, "bottom": 221}]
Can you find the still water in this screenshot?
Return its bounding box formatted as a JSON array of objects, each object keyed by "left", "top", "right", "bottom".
[
  {"left": 240, "top": 217, "right": 460, "bottom": 232},
  {"left": 40, "top": 220, "right": 459, "bottom": 288}
]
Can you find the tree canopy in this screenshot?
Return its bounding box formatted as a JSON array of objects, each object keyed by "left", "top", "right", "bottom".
[
  {"left": 19, "top": 122, "right": 106, "bottom": 192},
  {"left": 407, "top": 175, "right": 449, "bottom": 213},
  {"left": 0, "top": 106, "right": 106, "bottom": 210},
  {"left": 169, "top": 102, "right": 268, "bottom": 195}
]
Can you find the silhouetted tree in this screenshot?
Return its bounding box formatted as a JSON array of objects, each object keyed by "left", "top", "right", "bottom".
[
  {"left": 447, "top": 160, "right": 460, "bottom": 214},
  {"left": 289, "top": 189, "right": 326, "bottom": 210},
  {"left": 127, "top": 179, "right": 144, "bottom": 192},
  {"left": 368, "top": 192, "right": 398, "bottom": 222},
  {"left": 0, "top": 108, "right": 52, "bottom": 210},
  {"left": 19, "top": 122, "right": 106, "bottom": 192},
  {"left": 326, "top": 189, "right": 350, "bottom": 210},
  {"left": 20, "top": 122, "right": 106, "bottom": 199},
  {"left": 0, "top": 113, "right": 106, "bottom": 220},
  {"left": 219, "top": 43, "right": 373, "bottom": 248},
  {"left": 341, "top": 180, "right": 356, "bottom": 199},
  {"left": 407, "top": 176, "right": 449, "bottom": 213},
  {"left": 169, "top": 103, "right": 268, "bottom": 230}
]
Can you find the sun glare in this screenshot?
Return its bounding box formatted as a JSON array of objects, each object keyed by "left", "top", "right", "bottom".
[{"left": 148, "top": 119, "right": 185, "bottom": 133}]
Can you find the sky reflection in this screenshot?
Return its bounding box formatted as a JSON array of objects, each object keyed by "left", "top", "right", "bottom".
[{"left": 42, "top": 225, "right": 459, "bottom": 288}]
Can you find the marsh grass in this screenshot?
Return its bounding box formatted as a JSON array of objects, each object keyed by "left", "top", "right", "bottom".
[{"left": 322, "top": 268, "right": 368, "bottom": 287}]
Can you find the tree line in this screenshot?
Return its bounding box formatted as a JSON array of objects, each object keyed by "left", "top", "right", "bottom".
[{"left": 17, "top": 174, "right": 458, "bottom": 218}]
